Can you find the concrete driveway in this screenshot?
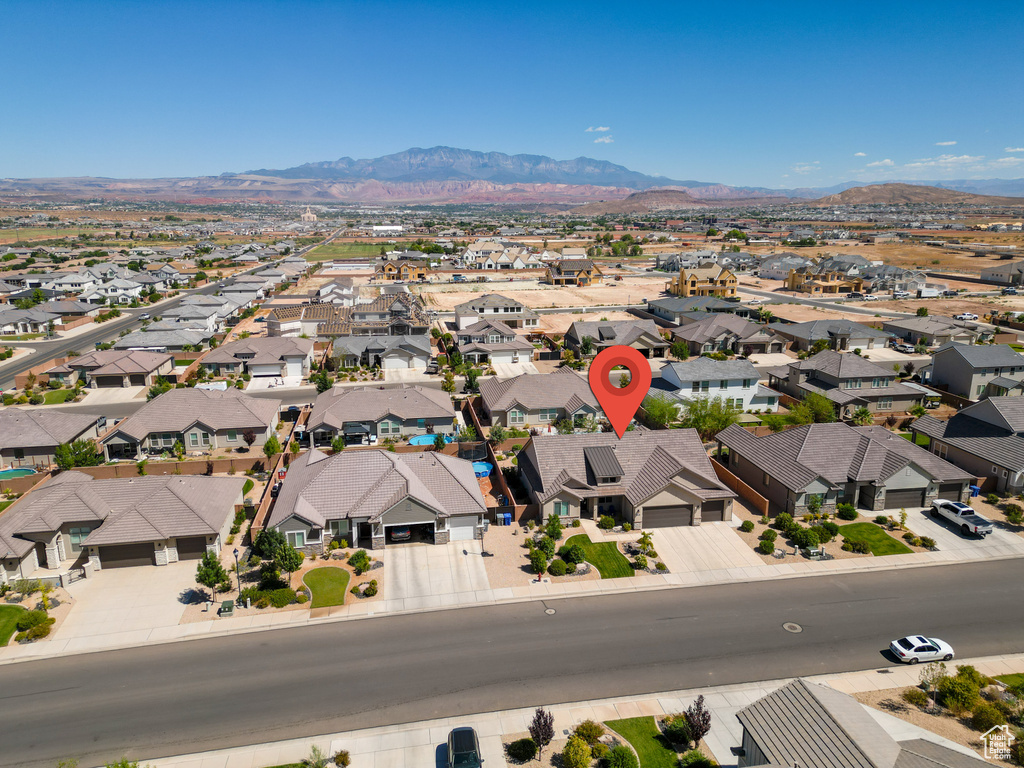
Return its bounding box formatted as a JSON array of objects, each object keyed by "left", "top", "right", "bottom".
[
  {"left": 77, "top": 385, "right": 146, "bottom": 405},
  {"left": 382, "top": 541, "right": 491, "bottom": 604},
  {"left": 56, "top": 560, "right": 199, "bottom": 644},
  {"left": 491, "top": 361, "right": 538, "bottom": 377},
  {"left": 650, "top": 522, "right": 764, "bottom": 575},
  {"left": 903, "top": 507, "right": 1024, "bottom": 557},
  {"left": 383, "top": 367, "right": 431, "bottom": 383}
]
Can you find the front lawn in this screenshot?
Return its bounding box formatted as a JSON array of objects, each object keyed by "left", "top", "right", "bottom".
[
  {"left": 605, "top": 717, "right": 677, "bottom": 768},
  {"left": 304, "top": 567, "right": 350, "bottom": 608},
  {"left": 566, "top": 533, "right": 633, "bottom": 579},
  {"left": 996, "top": 673, "right": 1024, "bottom": 688},
  {"left": 0, "top": 605, "right": 26, "bottom": 646},
  {"left": 43, "top": 390, "right": 76, "bottom": 404},
  {"left": 840, "top": 522, "right": 913, "bottom": 556}
]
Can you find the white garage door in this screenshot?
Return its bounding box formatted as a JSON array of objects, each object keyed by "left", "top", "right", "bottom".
[
  {"left": 285, "top": 360, "right": 303, "bottom": 377},
  {"left": 382, "top": 355, "right": 410, "bottom": 369},
  {"left": 489, "top": 351, "right": 516, "bottom": 364},
  {"left": 449, "top": 515, "right": 478, "bottom": 541},
  {"left": 250, "top": 364, "right": 281, "bottom": 377}
]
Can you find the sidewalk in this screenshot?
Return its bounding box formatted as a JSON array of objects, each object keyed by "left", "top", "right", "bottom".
[
  {"left": 3, "top": 526, "right": 1022, "bottom": 665},
  {"left": 144, "top": 651, "right": 1024, "bottom": 768}
]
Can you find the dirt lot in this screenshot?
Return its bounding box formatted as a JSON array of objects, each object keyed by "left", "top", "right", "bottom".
[
  {"left": 415, "top": 276, "right": 668, "bottom": 310},
  {"left": 536, "top": 310, "right": 638, "bottom": 334}
]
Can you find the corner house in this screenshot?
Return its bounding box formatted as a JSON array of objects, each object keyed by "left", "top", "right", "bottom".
[{"left": 267, "top": 448, "right": 487, "bottom": 550}]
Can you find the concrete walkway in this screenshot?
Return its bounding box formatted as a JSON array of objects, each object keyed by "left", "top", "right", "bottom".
[{"left": 143, "top": 651, "right": 1024, "bottom": 768}]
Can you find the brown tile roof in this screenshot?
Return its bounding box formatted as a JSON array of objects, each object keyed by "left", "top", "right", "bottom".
[
  {"left": 0, "top": 408, "right": 101, "bottom": 451},
  {"left": 106, "top": 388, "right": 281, "bottom": 442},
  {"left": 479, "top": 368, "right": 600, "bottom": 413},
  {"left": 47, "top": 349, "right": 172, "bottom": 377},
  {"left": 308, "top": 386, "right": 454, "bottom": 432},
  {"left": 203, "top": 337, "right": 313, "bottom": 365}
]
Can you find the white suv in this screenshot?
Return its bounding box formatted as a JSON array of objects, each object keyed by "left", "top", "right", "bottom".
[{"left": 953, "top": 312, "right": 978, "bottom": 321}]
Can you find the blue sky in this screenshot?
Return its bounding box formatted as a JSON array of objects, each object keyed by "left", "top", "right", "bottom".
[{"left": 2, "top": 1, "right": 1023, "bottom": 187}]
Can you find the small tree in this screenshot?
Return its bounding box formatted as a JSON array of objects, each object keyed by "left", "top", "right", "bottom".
[
  {"left": 441, "top": 371, "right": 456, "bottom": 394},
  {"left": 311, "top": 369, "right": 334, "bottom": 394},
  {"left": 919, "top": 661, "right": 948, "bottom": 709},
  {"left": 916, "top": 306, "right": 929, "bottom": 317},
  {"left": 275, "top": 544, "right": 304, "bottom": 586},
  {"left": 579, "top": 336, "right": 594, "bottom": 357},
  {"left": 172, "top": 439, "right": 186, "bottom": 461},
  {"left": 638, "top": 530, "right": 654, "bottom": 554},
  {"left": 669, "top": 339, "right": 690, "bottom": 360},
  {"left": 242, "top": 429, "right": 257, "bottom": 451},
  {"left": 433, "top": 432, "right": 446, "bottom": 451},
  {"left": 528, "top": 708, "right": 555, "bottom": 758},
  {"left": 680, "top": 395, "right": 739, "bottom": 440},
  {"left": 331, "top": 435, "right": 345, "bottom": 453},
  {"left": 488, "top": 424, "right": 507, "bottom": 443},
  {"left": 464, "top": 368, "right": 480, "bottom": 393},
  {"left": 684, "top": 695, "right": 712, "bottom": 744},
  {"left": 642, "top": 394, "right": 678, "bottom": 427},
  {"left": 545, "top": 514, "right": 563, "bottom": 541},
  {"left": 196, "top": 550, "right": 228, "bottom": 602},
  {"left": 289, "top": 440, "right": 301, "bottom": 456},
  {"left": 457, "top": 425, "right": 477, "bottom": 442},
  {"left": 561, "top": 735, "right": 590, "bottom": 768},
  {"left": 254, "top": 528, "right": 287, "bottom": 558},
  {"left": 850, "top": 406, "right": 873, "bottom": 426},
  {"left": 264, "top": 434, "right": 282, "bottom": 460}
]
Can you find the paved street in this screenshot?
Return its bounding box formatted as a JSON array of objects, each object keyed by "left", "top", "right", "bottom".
[{"left": 1, "top": 559, "right": 1022, "bottom": 768}]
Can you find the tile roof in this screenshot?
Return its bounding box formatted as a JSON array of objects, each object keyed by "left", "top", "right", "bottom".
[
  {"left": 519, "top": 430, "right": 734, "bottom": 505},
  {"left": 268, "top": 448, "right": 486, "bottom": 528},
  {"left": 330, "top": 335, "right": 431, "bottom": 357},
  {"left": 479, "top": 368, "right": 600, "bottom": 413},
  {"left": 647, "top": 296, "right": 740, "bottom": 314},
  {"left": 662, "top": 358, "right": 760, "bottom": 383},
  {"left": 47, "top": 349, "right": 172, "bottom": 377},
  {"left": 0, "top": 408, "right": 101, "bottom": 451},
  {"left": 308, "top": 385, "right": 454, "bottom": 432},
  {"left": 934, "top": 341, "right": 1024, "bottom": 368},
  {"left": 912, "top": 413, "right": 1024, "bottom": 472},
  {"left": 670, "top": 313, "right": 780, "bottom": 343},
  {"left": 964, "top": 396, "right": 1024, "bottom": 432},
  {"left": 566, "top": 319, "right": 667, "bottom": 347},
  {"left": 787, "top": 349, "right": 898, "bottom": 379},
  {"left": 203, "top": 337, "right": 313, "bottom": 366},
  {"left": 113, "top": 329, "right": 210, "bottom": 349},
  {"left": 769, "top": 320, "right": 890, "bottom": 343},
  {"left": 106, "top": 388, "right": 281, "bottom": 441}
]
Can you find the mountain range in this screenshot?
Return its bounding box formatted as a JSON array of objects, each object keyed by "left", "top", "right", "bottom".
[{"left": 1, "top": 146, "right": 1023, "bottom": 205}]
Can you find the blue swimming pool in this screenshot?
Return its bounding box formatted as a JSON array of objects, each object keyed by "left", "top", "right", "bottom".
[
  {"left": 0, "top": 468, "right": 36, "bottom": 479},
  {"left": 408, "top": 434, "right": 453, "bottom": 446},
  {"left": 472, "top": 461, "right": 493, "bottom": 478}
]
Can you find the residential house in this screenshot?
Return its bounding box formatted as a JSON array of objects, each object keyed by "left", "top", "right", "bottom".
[
  {"left": 311, "top": 279, "right": 360, "bottom": 306},
  {"left": 331, "top": 335, "right": 432, "bottom": 370},
  {"left": 373, "top": 260, "right": 427, "bottom": 282},
  {"left": 980, "top": 260, "right": 1024, "bottom": 286},
  {"left": 518, "top": 431, "right": 737, "bottom": 527},
  {"left": 655, "top": 251, "right": 716, "bottom": 272},
  {"left": 665, "top": 264, "right": 738, "bottom": 298},
  {"left": 268, "top": 294, "right": 430, "bottom": 339},
  {"left": 785, "top": 267, "right": 864, "bottom": 295},
  {"left": 79, "top": 278, "right": 143, "bottom": 305},
  {"left": 307, "top": 385, "right": 455, "bottom": 446},
  {"left": 881, "top": 316, "right": 988, "bottom": 347},
  {"left": 454, "top": 317, "right": 534, "bottom": 364},
  {"left": 545, "top": 259, "right": 603, "bottom": 286},
  {"left": 736, "top": 678, "right": 989, "bottom": 768},
  {"left": 0, "top": 307, "right": 61, "bottom": 335},
  {"left": 0, "top": 472, "right": 245, "bottom": 581},
  {"left": 267, "top": 449, "right": 486, "bottom": 551},
  {"left": 112, "top": 329, "right": 212, "bottom": 352},
  {"left": 563, "top": 319, "right": 669, "bottom": 358},
  {"left": 100, "top": 388, "right": 281, "bottom": 459},
  {"left": 453, "top": 294, "right": 539, "bottom": 330},
  {"left": 36, "top": 300, "right": 101, "bottom": 319},
  {"left": 0, "top": 409, "right": 102, "bottom": 469},
  {"left": 717, "top": 422, "right": 973, "bottom": 516},
  {"left": 158, "top": 304, "right": 222, "bottom": 333},
  {"left": 479, "top": 368, "right": 603, "bottom": 428},
  {"left": 646, "top": 296, "right": 754, "bottom": 325},
  {"left": 767, "top": 319, "right": 890, "bottom": 352},
  {"left": 756, "top": 253, "right": 816, "bottom": 280},
  {"left": 767, "top": 350, "right": 922, "bottom": 416},
  {"left": 45, "top": 350, "right": 174, "bottom": 389},
  {"left": 929, "top": 342, "right": 1024, "bottom": 399},
  {"left": 472, "top": 247, "right": 544, "bottom": 270},
  {"left": 912, "top": 397, "right": 1024, "bottom": 493},
  {"left": 669, "top": 313, "right": 787, "bottom": 356},
  {"left": 660, "top": 359, "right": 779, "bottom": 412},
  {"left": 41, "top": 273, "right": 97, "bottom": 294},
  {"left": 201, "top": 337, "right": 314, "bottom": 378}
]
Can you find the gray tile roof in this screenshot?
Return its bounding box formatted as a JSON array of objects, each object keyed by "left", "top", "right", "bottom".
[
  {"left": 106, "top": 389, "right": 281, "bottom": 442},
  {"left": 0, "top": 472, "right": 244, "bottom": 554},
  {"left": 479, "top": 368, "right": 600, "bottom": 414},
  {"left": 670, "top": 313, "right": 782, "bottom": 343},
  {"left": 203, "top": 337, "right": 313, "bottom": 366},
  {"left": 788, "top": 349, "right": 898, "bottom": 379},
  {"left": 662, "top": 358, "right": 760, "bottom": 384},
  {"left": 934, "top": 341, "right": 1024, "bottom": 368},
  {"left": 330, "top": 335, "right": 431, "bottom": 357},
  {"left": 268, "top": 448, "right": 486, "bottom": 528},
  {"left": 566, "top": 319, "right": 667, "bottom": 348},
  {"left": 964, "top": 396, "right": 1024, "bottom": 432},
  {"left": 113, "top": 329, "right": 210, "bottom": 349},
  {"left": 47, "top": 349, "right": 172, "bottom": 377},
  {"left": 308, "top": 385, "right": 454, "bottom": 432},
  {"left": 454, "top": 293, "right": 530, "bottom": 312},
  {"left": 717, "top": 422, "right": 974, "bottom": 491},
  {"left": 647, "top": 296, "right": 740, "bottom": 314},
  {"left": 769, "top": 320, "right": 890, "bottom": 343},
  {"left": 0, "top": 408, "right": 101, "bottom": 451},
  {"left": 519, "top": 431, "right": 734, "bottom": 505},
  {"left": 913, "top": 413, "right": 1024, "bottom": 472}
]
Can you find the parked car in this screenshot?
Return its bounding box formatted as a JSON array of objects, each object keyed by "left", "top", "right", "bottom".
[
  {"left": 892, "top": 290, "right": 911, "bottom": 299},
  {"left": 847, "top": 292, "right": 864, "bottom": 299},
  {"left": 390, "top": 526, "right": 412, "bottom": 542},
  {"left": 1002, "top": 287, "right": 1018, "bottom": 295},
  {"left": 941, "top": 289, "right": 959, "bottom": 297},
  {"left": 895, "top": 343, "right": 916, "bottom": 353},
  {"left": 747, "top": 298, "right": 763, "bottom": 306},
  {"left": 953, "top": 312, "right": 979, "bottom": 321},
  {"left": 425, "top": 361, "right": 439, "bottom": 375},
  {"left": 447, "top": 727, "right": 483, "bottom": 768},
  {"left": 270, "top": 481, "right": 282, "bottom": 498},
  {"left": 889, "top": 635, "right": 954, "bottom": 664},
  {"left": 863, "top": 294, "right": 878, "bottom": 301},
  {"left": 930, "top": 499, "right": 993, "bottom": 536},
  {"left": 139, "top": 313, "right": 151, "bottom": 320}
]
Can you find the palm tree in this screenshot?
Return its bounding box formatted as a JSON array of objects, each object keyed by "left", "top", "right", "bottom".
[{"left": 850, "top": 407, "right": 873, "bottom": 426}]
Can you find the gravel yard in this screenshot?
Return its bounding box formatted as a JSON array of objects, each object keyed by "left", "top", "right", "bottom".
[
  {"left": 415, "top": 276, "right": 668, "bottom": 310},
  {"left": 482, "top": 524, "right": 601, "bottom": 589}
]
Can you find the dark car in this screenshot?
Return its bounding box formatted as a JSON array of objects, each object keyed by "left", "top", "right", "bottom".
[
  {"left": 846, "top": 291, "right": 864, "bottom": 299},
  {"left": 270, "top": 481, "right": 282, "bottom": 498},
  {"left": 447, "top": 727, "right": 483, "bottom": 768},
  {"left": 390, "top": 526, "right": 412, "bottom": 542},
  {"left": 1002, "top": 287, "right": 1018, "bottom": 295}
]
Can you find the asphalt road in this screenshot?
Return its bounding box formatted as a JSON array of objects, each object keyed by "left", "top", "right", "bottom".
[{"left": 2, "top": 559, "right": 1022, "bottom": 768}]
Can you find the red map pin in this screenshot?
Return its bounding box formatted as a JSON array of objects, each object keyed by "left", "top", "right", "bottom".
[{"left": 588, "top": 345, "right": 653, "bottom": 438}]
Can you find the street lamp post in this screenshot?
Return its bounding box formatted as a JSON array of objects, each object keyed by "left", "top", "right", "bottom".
[{"left": 232, "top": 548, "right": 240, "bottom": 596}]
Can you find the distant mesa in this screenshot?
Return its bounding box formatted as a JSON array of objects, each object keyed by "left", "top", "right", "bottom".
[{"left": 813, "top": 182, "right": 1024, "bottom": 206}]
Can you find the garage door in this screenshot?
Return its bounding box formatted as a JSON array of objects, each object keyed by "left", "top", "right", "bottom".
[
  {"left": 643, "top": 505, "right": 693, "bottom": 529},
  {"left": 129, "top": 374, "right": 147, "bottom": 386},
  {"left": 701, "top": 500, "right": 726, "bottom": 523},
  {"left": 95, "top": 376, "right": 123, "bottom": 388},
  {"left": 937, "top": 483, "right": 963, "bottom": 498},
  {"left": 175, "top": 536, "right": 208, "bottom": 560},
  {"left": 884, "top": 488, "right": 926, "bottom": 509},
  {"left": 382, "top": 355, "right": 409, "bottom": 369},
  {"left": 99, "top": 543, "right": 154, "bottom": 568},
  {"left": 450, "top": 515, "right": 478, "bottom": 541}
]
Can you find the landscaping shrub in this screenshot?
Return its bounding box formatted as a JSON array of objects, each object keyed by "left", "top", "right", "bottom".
[
  {"left": 937, "top": 675, "right": 980, "bottom": 714},
  {"left": 739, "top": 520, "right": 754, "bottom": 532},
  {"left": 903, "top": 531, "right": 916, "bottom": 541},
  {"left": 537, "top": 536, "right": 556, "bottom": 558},
  {"left": 648, "top": 549, "right": 657, "bottom": 558},
  {"left": 901, "top": 688, "right": 929, "bottom": 707},
  {"left": 15, "top": 610, "right": 48, "bottom": 632},
  {"left": 758, "top": 540, "right": 775, "bottom": 555},
  {"left": 347, "top": 549, "right": 371, "bottom": 575},
  {"left": 663, "top": 715, "right": 692, "bottom": 746},
  {"left": 562, "top": 543, "right": 586, "bottom": 566},
  {"left": 656, "top": 562, "right": 667, "bottom": 571},
  {"left": 333, "top": 750, "right": 351, "bottom": 767},
  {"left": 773, "top": 512, "right": 794, "bottom": 531},
  {"left": 296, "top": 592, "right": 309, "bottom": 604},
  {"left": 1005, "top": 504, "right": 1024, "bottom": 526},
  {"left": 759, "top": 529, "right": 777, "bottom": 542},
  {"left": 363, "top": 579, "right": 378, "bottom": 597},
  {"left": 574, "top": 719, "right": 604, "bottom": 746},
  {"left": 572, "top": 519, "right": 581, "bottom": 528},
  {"left": 985, "top": 493, "right": 1000, "bottom": 505},
  {"left": 505, "top": 738, "right": 537, "bottom": 763},
  {"left": 548, "top": 559, "right": 568, "bottom": 577},
  {"left": 591, "top": 743, "right": 609, "bottom": 760},
  {"left": 836, "top": 503, "right": 858, "bottom": 521},
  {"left": 818, "top": 521, "right": 840, "bottom": 539},
  {"left": 874, "top": 515, "right": 889, "bottom": 525},
  {"left": 634, "top": 553, "right": 648, "bottom": 570},
  {"left": 545, "top": 515, "right": 563, "bottom": 541},
  {"left": 678, "top": 749, "right": 717, "bottom": 768},
  {"left": 598, "top": 515, "right": 615, "bottom": 530},
  {"left": 792, "top": 528, "right": 820, "bottom": 549},
  {"left": 971, "top": 702, "right": 1007, "bottom": 732},
  {"left": 955, "top": 665, "right": 990, "bottom": 689},
  {"left": 623, "top": 522, "right": 632, "bottom": 531},
  {"left": 561, "top": 735, "right": 591, "bottom": 768},
  {"left": 605, "top": 745, "right": 639, "bottom": 768},
  {"left": 530, "top": 549, "right": 548, "bottom": 574},
  {"left": 842, "top": 540, "right": 871, "bottom": 554}
]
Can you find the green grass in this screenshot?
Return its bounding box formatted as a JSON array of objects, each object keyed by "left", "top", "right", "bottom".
[
  {"left": 995, "top": 673, "right": 1024, "bottom": 687},
  {"left": 42, "top": 389, "right": 75, "bottom": 404},
  {"left": 242, "top": 479, "right": 255, "bottom": 496},
  {"left": 0, "top": 333, "right": 44, "bottom": 341},
  {"left": 898, "top": 432, "right": 930, "bottom": 446},
  {"left": 306, "top": 241, "right": 415, "bottom": 262},
  {"left": 0, "top": 500, "right": 12, "bottom": 513},
  {"left": 0, "top": 605, "right": 26, "bottom": 647},
  {"left": 566, "top": 533, "right": 633, "bottom": 579},
  {"left": 840, "top": 522, "right": 913, "bottom": 556},
  {"left": 605, "top": 717, "right": 678, "bottom": 768},
  {"left": 304, "top": 567, "right": 350, "bottom": 608},
  {"left": 1011, "top": 344, "right": 1024, "bottom": 353}
]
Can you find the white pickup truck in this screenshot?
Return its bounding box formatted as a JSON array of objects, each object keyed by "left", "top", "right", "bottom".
[{"left": 930, "top": 499, "right": 994, "bottom": 536}]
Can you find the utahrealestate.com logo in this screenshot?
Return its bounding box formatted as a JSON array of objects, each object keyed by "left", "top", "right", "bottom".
[{"left": 982, "top": 724, "right": 1015, "bottom": 760}]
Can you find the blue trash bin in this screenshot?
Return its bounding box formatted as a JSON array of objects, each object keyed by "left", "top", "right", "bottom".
[{"left": 969, "top": 485, "right": 980, "bottom": 498}]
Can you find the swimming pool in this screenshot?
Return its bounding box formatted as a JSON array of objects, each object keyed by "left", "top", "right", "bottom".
[
  {"left": 0, "top": 468, "right": 36, "bottom": 479},
  {"left": 408, "top": 434, "right": 453, "bottom": 446},
  {"left": 472, "top": 461, "right": 493, "bottom": 478}
]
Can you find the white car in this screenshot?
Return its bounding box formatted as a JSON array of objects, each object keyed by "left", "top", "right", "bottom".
[
  {"left": 863, "top": 295, "right": 878, "bottom": 301},
  {"left": 889, "top": 635, "right": 954, "bottom": 664},
  {"left": 954, "top": 312, "right": 979, "bottom": 321},
  {"left": 747, "top": 298, "right": 763, "bottom": 306}
]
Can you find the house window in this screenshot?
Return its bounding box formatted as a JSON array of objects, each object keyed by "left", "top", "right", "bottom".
[
  {"left": 692, "top": 382, "right": 701, "bottom": 393},
  {"left": 416, "top": 418, "right": 425, "bottom": 429},
  {"left": 162, "top": 433, "right": 174, "bottom": 447},
  {"left": 553, "top": 500, "right": 570, "bottom": 517},
  {"left": 878, "top": 398, "right": 892, "bottom": 410},
  {"left": 189, "top": 433, "right": 199, "bottom": 448},
  {"left": 847, "top": 379, "right": 861, "bottom": 389},
  {"left": 379, "top": 420, "right": 401, "bottom": 435},
  {"left": 286, "top": 531, "right": 305, "bottom": 548},
  {"left": 992, "top": 465, "right": 998, "bottom": 474},
  {"left": 327, "top": 520, "right": 350, "bottom": 537},
  {"left": 701, "top": 381, "right": 710, "bottom": 392},
  {"left": 977, "top": 385, "right": 986, "bottom": 396},
  {"left": 719, "top": 380, "right": 728, "bottom": 390},
  {"left": 68, "top": 526, "right": 90, "bottom": 553},
  {"left": 226, "top": 430, "right": 237, "bottom": 442},
  {"left": 509, "top": 409, "right": 525, "bottom": 425},
  {"left": 201, "top": 432, "right": 211, "bottom": 447},
  {"left": 538, "top": 408, "right": 558, "bottom": 422},
  {"left": 488, "top": 334, "right": 501, "bottom": 344},
  {"left": 743, "top": 379, "right": 753, "bottom": 389}
]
